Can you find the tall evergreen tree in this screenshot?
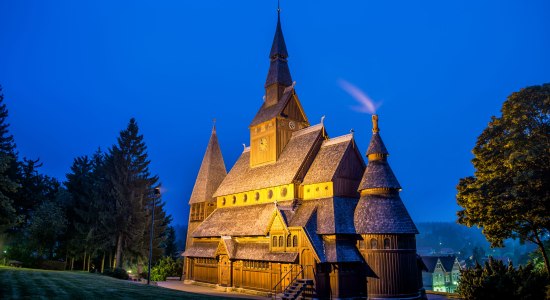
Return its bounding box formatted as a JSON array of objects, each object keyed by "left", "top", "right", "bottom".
[
  {"left": 0, "top": 154, "right": 18, "bottom": 230},
  {"left": 0, "top": 86, "right": 20, "bottom": 231},
  {"left": 162, "top": 226, "right": 178, "bottom": 258},
  {"left": 0, "top": 86, "right": 17, "bottom": 156},
  {"left": 105, "top": 118, "right": 160, "bottom": 267}
]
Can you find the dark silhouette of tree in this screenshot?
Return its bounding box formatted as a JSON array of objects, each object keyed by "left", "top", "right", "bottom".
[
  {"left": 457, "top": 83, "right": 550, "bottom": 274},
  {"left": 0, "top": 86, "right": 19, "bottom": 231},
  {"left": 457, "top": 257, "right": 547, "bottom": 299},
  {"left": 0, "top": 154, "right": 18, "bottom": 229},
  {"left": 162, "top": 226, "right": 178, "bottom": 258},
  {"left": 105, "top": 118, "right": 160, "bottom": 268},
  {"left": 26, "top": 198, "right": 68, "bottom": 259}
]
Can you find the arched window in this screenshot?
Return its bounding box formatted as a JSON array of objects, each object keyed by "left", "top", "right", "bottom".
[
  {"left": 272, "top": 236, "right": 278, "bottom": 247},
  {"left": 384, "top": 238, "right": 391, "bottom": 249},
  {"left": 287, "top": 235, "right": 292, "bottom": 247},
  {"left": 279, "top": 236, "right": 284, "bottom": 247},
  {"left": 370, "top": 238, "right": 378, "bottom": 249},
  {"left": 292, "top": 235, "right": 298, "bottom": 247}
]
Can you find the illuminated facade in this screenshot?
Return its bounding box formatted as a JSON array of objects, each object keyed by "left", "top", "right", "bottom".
[{"left": 183, "top": 11, "right": 425, "bottom": 300}]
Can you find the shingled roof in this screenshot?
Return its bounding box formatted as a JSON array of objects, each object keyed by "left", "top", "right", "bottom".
[
  {"left": 357, "top": 159, "right": 401, "bottom": 191},
  {"left": 189, "top": 126, "right": 227, "bottom": 204},
  {"left": 302, "top": 134, "right": 365, "bottom": 185},
  {"left": 181, "top": 242, "right": 218, "bottom": 258},
  {"left": 192, "top": 203, "right": 277, "bottom": 237},
  {"left": 265, "top": 12, "right": 292, "bottom": 88},
  {"left": 250, "top": 86, "right": 294, "bottom": 127},
  {"left": 281, "top": 197, "right": 358, "bottom": 235},
  {"left": 354, "top": 194, "right": 418, "bottom": 234},
  {"left": 213, "top": 124, "right": 325, "bottom": 197},
  {"left": 234, "top": 243, "right": 298, "bottom": 263},
  {"left": 366, "top": 133, "right": 388, "bottom": 155}
]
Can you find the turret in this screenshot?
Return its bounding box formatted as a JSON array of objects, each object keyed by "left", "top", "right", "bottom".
[{"left": 354, "top": 115, "right": 423, "bottom": 299}]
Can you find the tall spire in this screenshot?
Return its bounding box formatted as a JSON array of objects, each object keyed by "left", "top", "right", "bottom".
[
  {"left": 189, "top": 125, "right": 227, "bottom": 204},
  {"left": 264, "top": 6, "right": 293, "bottom": 105}
]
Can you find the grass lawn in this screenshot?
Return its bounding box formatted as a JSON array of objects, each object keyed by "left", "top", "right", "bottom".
[{"left": 0, "top": 266, "right": 232, "bottom": 299}]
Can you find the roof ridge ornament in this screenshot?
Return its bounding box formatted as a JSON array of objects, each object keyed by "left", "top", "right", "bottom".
[{"left": 372, "top": 114, "right": 379, "bottom": 134}]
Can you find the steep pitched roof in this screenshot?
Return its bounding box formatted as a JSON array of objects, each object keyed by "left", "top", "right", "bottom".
[
  {"left": 354, "top": 194, "right": 418, "bottom": 234},
  {"left": 366, "top": 133, "right": 388, "bottom": 155},
  {"left": 282, "top": 197, "right": 358, "bottom": 234},
  {"left": 265, "top": 12, "right": 292, "bottom": 87},
  {"left": 213, "top": 124, "right": 324, "bottom": 197},
  {"left": 421, "top": 256, "right": 458, "bottom": 272},
  {"left": 189, "top": 127, "right": 227, "bottom": 204},
  {"left": 357, "top": 159, "right": 401, "bottom": 190},
  {"left": 192, "top": 203, "right": 277, "bottom": 237},
  {"left": 302, "top": 134, "right": 365, "bottom": 185},
  {"left": 324, "top": 239, "right": 364, "bottom": 263},
  {"left": 250, "top": 86, "right": 295, "bottom": 127}
]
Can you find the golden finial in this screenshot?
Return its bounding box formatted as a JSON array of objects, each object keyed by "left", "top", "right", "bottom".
[{"left": 372, "top": 114, "right": 379, "bottom": 133}]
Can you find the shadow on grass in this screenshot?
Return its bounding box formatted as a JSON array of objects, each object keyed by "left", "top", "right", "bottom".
[{"left": 0, "top": 266, "right": 233, "bottom": 299}]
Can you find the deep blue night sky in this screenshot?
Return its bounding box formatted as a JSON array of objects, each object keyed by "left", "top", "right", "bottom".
[{"left": 1, "top": 0, "right": 549, "bottom": 227}]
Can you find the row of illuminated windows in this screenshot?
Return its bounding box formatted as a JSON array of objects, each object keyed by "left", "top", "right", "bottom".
[
  {"left": 272, "top": 234, "right": 298, "bottom": 248},
  {"left": 243, "top": 260, "right": 269, "bottom": 270},
  {"left": 195, "top": 257, "right": 217, "bottom": 265},
  {"left": 221, "top": 187, "right": 289, "bottom": 206}
]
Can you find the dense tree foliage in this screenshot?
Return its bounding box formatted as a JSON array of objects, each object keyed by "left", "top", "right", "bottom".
[
  {"left": 0, "top": 89, "right": 172, "bottom": 272},
  {"left": 457, "top": 84, "right": 550, "bottom": 273},
  {"left": 105, "top": 118, "right": 166, "bottom": 267},
  {"left": 0, "top": 86, "right": 19, "bottom": 230},
  {"left": 457, "top": 257, "right": 548, "bottom": 300}
]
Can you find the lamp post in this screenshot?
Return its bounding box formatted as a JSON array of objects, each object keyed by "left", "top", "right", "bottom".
[{"left": 147, "top": 187, "right": 161, "bottom": 285}]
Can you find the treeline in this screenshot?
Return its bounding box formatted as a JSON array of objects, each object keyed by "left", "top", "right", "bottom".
[{"left": 0, "top": 86, "right": 177, "bottom": 271}]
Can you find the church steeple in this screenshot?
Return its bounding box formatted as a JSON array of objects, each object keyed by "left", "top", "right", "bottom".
[
  {"left": 265, "top": 9, "right": 293, "bottom": 106},
  {"left": 189, "top": 123, "right": 227, "bottom": 205}
]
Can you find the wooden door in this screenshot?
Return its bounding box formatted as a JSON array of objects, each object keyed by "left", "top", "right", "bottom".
[
  {"left": 281, "top": 264, "right": 291, "bottom": 290},
  {"left": 301, "top": 249, "right": 316, "bottom": 280},
  {"left": 219, "top": 255, "right": 231, "bottom": 286}
]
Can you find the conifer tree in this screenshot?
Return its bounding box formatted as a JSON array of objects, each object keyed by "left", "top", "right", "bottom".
[
  {"left": 105, "top": 118, "right": 160, "bottom": 267},
  {"left": 0, "top": 86, "right": 19, "bottom": 230}
]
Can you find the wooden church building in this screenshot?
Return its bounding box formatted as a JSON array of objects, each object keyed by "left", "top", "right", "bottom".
[{"left": 183, "top": 11, "right": 426, "bottom": 300}]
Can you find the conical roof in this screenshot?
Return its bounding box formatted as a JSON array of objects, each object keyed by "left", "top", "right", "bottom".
[
  {"left": 189, "top": 126, "right": 227, "bottom": 204},
  {"left": 354, "top": 115, "right": 417, "bottom": 234},
  {"left": 265, "top": 11, "right": 292, "bottom": 87},
  {"left": 366, "top": 133, "right": 388, "bottom": 155},
  {"left": 358, "top": 159, "right": 401, "bottom": 190},
  {"left": 354, "top": 194, "right": 418, "bottom": 234}
]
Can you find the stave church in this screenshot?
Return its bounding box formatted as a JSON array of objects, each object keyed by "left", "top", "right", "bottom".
[{"left": 182, "top": 10, "right": 426, "bottom": 300}]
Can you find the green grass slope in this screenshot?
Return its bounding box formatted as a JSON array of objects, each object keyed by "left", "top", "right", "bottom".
[{"left": 0, "top": 266, "right": 230, "bottom": 299}]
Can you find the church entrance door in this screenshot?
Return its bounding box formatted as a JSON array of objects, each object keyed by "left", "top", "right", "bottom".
[{"left": 219, "top": 255, "right": 231, "bottom": 286}]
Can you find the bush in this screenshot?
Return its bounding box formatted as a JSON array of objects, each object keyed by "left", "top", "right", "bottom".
[
  {"left": 150, "top": 257, "right": 182, "bottom": 281},
  {"left": 457, "top": 256, "right": 548, "bottom": 300},
  {"left": 102, "top": 267, "right": 129, "bottom": 280}
]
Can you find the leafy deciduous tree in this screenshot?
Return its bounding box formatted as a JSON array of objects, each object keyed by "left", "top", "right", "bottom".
[{"left": 457, "top": 83, "right": 550, "bottom": 274}]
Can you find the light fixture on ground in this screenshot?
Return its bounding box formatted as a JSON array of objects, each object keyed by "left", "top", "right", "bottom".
[{"left": 147, "top": 187, "right": 161, "bottom": 285}]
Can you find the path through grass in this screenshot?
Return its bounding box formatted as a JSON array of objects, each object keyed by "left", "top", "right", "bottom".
[{"left": 0, "top": 266, "right": 231, "bottom": 299}]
